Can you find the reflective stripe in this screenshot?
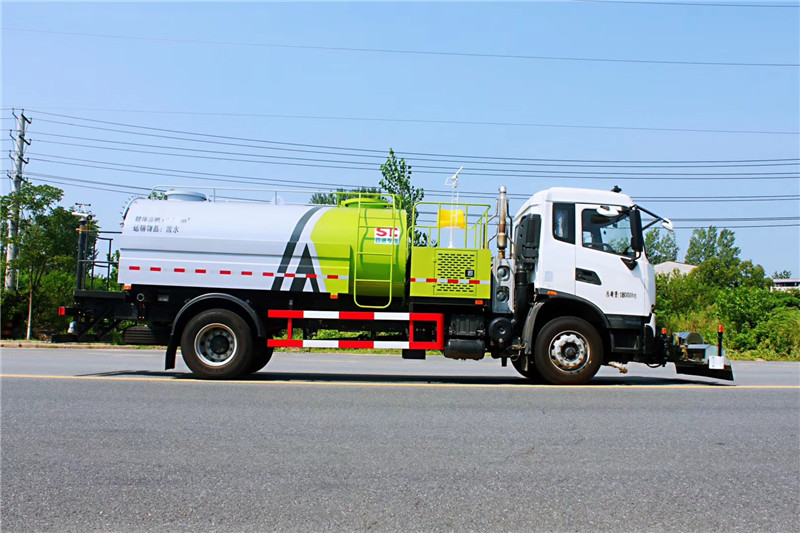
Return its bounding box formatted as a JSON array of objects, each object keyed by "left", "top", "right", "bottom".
[
  {"left": 267, "top": 339, "right": 411, "bottom": 350},
  {"left": 375, "top": 312, "right": 410, "bottom": 320},
  {"left": 124, "top": 266, "right": 345, "bottom": 280},
  {"left": 411, "top": 277, "right": 489, "bottom": 285},
  {"left": 301, "top": 340, "right": 339, "bottom": 348},
  {"left": 303, "top": 311, "right": 340, "bottom": 319},
  {"left": 268, "top": 310, "right": 413, "bottom": 321}
]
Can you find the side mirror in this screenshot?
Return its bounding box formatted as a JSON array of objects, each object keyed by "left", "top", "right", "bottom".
[
  {"left": 661, "top": 218, "right": 674, "bottom": 232},
  {"left": 630, "top": 208, "right": 644, "bottom": 252}
]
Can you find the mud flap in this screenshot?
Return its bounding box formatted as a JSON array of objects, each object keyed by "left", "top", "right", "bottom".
[{"left": 673, "top": 344, "right": 734, "bottom": 381}]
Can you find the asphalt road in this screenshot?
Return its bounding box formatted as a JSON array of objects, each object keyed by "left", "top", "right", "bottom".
[{"left": 2, "top": 348, "right": 799, "bottom": 532}]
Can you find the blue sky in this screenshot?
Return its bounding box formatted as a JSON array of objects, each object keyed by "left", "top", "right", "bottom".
[{"left": 2, "top": 1, "right": 798, "bottom": 275}]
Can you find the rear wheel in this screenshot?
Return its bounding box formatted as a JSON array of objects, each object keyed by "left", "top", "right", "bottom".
[
  {"left": 245, "top": 345, "right": 274, "bottom": 374},
  {"left": 533, "top": 317, "right": 602, "bottom": 385},
  {"left": 180, "top": 309, "right": 253, "bottom": 379}
]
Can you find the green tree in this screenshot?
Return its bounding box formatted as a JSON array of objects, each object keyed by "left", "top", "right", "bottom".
[
  {"left": 379, "top": 149, "right": 426, "bottom": 245},
  {"left": 1, "top": 183, "right": 79, "bottom": 339},
  {"left": 693, "top": 257, "right": 769, "bottom": 291},
  {"left": 1, "top": 183, "right": 64, "bottom": 280},
  {"left": 685, "top": 226, "right": 740, "bottom": 266},
  {"left": 310, "top": 187, "right": 380, "bottom": 205},
  {"left": 772, "top": 269, "right": 792, "bottom": 280},
  {"left": 644, "top": 228, "right": 679, "bottom": 264}
]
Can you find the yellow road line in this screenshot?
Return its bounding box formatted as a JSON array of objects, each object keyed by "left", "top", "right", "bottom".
[{"left": 1, "top": 373, "right": 797, "bottom": 390}]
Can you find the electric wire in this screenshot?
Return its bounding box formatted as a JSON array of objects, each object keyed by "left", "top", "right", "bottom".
[
  {"left": 31, "top": 139, "right": 800, "bottom": 180},
  {"left": 29, "top": 111, "right": 800, "bottom": 162},
  {"left": 4, "top": 27, "right": 797, "bottom": 68},
  {"left": 22, "top": 171, "right": 800, "bottom": 218},
  {"left": 22, "top": 153, "right": 800, "bottom": 203},
  {"left": 30, "top": 135, "right": 800, "bottom": 173},
  {"left": 28, "top": 175, "right": 800, "bottom": 230},
  {"left": 21, "top": 107, "right": 799, "bottom": 135},
  {"left": 29, "top": 128, "right": 800, "bottom": 169},
  {"left": 571, "top": 0, "right": 798, "bottom": 8}
]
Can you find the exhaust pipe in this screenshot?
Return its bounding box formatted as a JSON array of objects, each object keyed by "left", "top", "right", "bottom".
[{"left": 497, "top": 186, "right": 508, "bottom": 259}]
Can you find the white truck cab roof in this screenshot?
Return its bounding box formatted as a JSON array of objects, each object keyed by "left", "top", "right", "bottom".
[{"left": 514, "top": 187, "right": 635, "bottom": 220}]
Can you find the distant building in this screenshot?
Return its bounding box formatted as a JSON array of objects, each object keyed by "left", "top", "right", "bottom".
[
  {"left": 654, "top": 261, "right": 697, "bottom": 276},
  {"left": 772, "top": 278, "right": 800, "bottom": 292}
]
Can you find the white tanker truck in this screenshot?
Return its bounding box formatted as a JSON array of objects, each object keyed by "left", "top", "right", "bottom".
[{"left": 60, "top": 185, "right": 733, "bottom": 384}]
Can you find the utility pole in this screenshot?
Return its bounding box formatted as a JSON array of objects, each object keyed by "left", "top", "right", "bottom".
[{"left": 4, "top": 109, "right": 32, "bottom": 291}]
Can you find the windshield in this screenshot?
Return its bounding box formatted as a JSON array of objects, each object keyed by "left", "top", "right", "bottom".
[{"left": 581, "top": 208, "right": 635, "bottom": 257}]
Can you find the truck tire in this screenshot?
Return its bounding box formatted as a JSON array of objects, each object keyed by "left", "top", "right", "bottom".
[
  {"left": 533, "top": 317, "right": 602, "bottom": 385},
  {"left": 511, "top": 356, "right": 544, "bottom": 383},
  {"left": 180, "top": 309, "right": 253, "bottom": 379},
  {"left": 246, "top": 345, "right": 274, "bottom": 375}
]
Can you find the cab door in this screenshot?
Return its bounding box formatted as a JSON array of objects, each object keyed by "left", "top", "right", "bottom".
[{"left": 573, "top": 204, "right": 648, "bottom": 317}]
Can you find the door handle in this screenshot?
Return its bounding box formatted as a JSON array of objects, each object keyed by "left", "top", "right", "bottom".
[{"left": 576, "top": 268, "right": 602, "bottom": 285}]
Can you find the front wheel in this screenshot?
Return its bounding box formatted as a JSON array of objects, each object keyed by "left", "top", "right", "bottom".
[
  {"left": 180, "top": 309, "right": 253, "bottom": 379},
  {"left": 511, "top": 356, "right": 544, "bottom": 383},
  {"left": 533, "top": 317, "right": 602, "bottom": 385}
]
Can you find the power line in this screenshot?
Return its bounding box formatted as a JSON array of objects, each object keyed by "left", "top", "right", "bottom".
[
  {"left": 4, "top": 27, "right": 797, "bottom": 68},
  {"left": 25, "top": 171, "right": 800, "bottom": 230},
  {"left": 30, "top": 111, "right": 800, "bottom": 162},
  {"left": 27, "top": 155, "right": 339, "bottom": 190},
  {"left": 670, "top": 216, "right": 800, "bottom": 222},
  {"left": 572, "top": 0, "right": 799, "bottom": 8},
  {"left": 24, "top": 107, "right": 800, "bottom": 135},
  {"left": 25, "top": 172, "right": 149, "bottom": 194},
  {"left": 30, "top": 139, "right": 800, "bottom": 180},
  {"left": 29, "top": 128, "right": 800, "bottom": 169},
  {"left": 29, "top": 134, "right": 800, "bottom": 173},
  {"left": 674, "top": 224, "right": 800, "bottom": 229},
  {"left": 23, "top": 169, "right": 800, "bottom": 214},
  {"left": 23, "top": 153, "right": 800, "bottom": 202}
]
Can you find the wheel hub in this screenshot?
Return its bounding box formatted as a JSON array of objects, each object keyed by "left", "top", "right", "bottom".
[
  {"left": 195, "top": 323, "right": 237, "bottom": 366},
  {"left": 549, "top": 332, "right": 589, "bottom": 372},
  {"left": 209, "top": 336, "right": 229, "bottom": 354}
]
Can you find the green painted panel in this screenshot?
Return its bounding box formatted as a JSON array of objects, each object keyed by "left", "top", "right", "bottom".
[
  {"left": 310, "top": 200, "right": 408, "bottom": 297},
  {"left": 410, "top": 247, "right": 492, "bottom": 299}
]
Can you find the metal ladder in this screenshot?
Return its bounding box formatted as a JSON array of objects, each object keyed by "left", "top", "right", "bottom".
[{"left": 352, "top": 198, "right": 400, "bottom": 309}]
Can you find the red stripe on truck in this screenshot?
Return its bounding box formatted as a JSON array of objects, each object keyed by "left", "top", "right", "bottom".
[
  {"left": 340, "top": 311, "right": 374, "bottom": 320},
  {"left": 268, "top": 310, "right": 304, "bottom": 319},
  {"left": 267, "top": 339, "right": 304, "bottom": 348},
  {"left": 339, "top": 340, "right": 374, "bottom": 349}
]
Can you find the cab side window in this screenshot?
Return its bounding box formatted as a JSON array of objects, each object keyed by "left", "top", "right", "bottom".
[
  {"left": 581, "top": 208, "right": 635, "bottom": 257},
  {"left": 552, "top": 203, "right": 575, "bottom": 244}
]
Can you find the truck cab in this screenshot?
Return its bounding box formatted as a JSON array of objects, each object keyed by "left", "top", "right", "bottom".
[
  {"left": 516, "top": 187, "right": 655, "bottom": 322},
  {"left": 507, "top": 187, "right": 729, "bottom": 384}
]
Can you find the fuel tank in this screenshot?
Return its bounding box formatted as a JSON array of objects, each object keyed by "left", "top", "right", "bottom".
[{"left": 117, "top": 196, "right": 408, "bottom": 297}]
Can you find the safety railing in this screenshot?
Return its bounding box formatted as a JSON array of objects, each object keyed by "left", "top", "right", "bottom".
[{"left": 411, "top": 202, "right": 491, "bottom": 250}]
